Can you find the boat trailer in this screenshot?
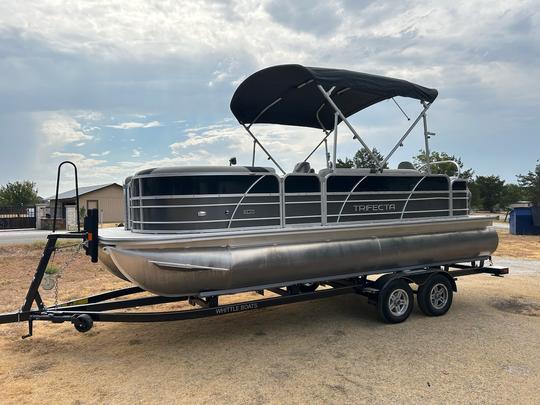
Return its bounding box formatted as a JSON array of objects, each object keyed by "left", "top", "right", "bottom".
[
  {"left": 0, "top": 206, "right": 508, "bottom": 338},
  {"left": 0, "top": 161, "right": 509, "bottom": 337}
]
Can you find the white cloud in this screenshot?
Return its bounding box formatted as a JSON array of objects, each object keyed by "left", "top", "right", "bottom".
[
  {"left": 74, "top": 110, "right": 104, "bottom": 121},
  {"left": 170, "top": 127, "right": 238, "bottom": 151},
  {"left": 90, "top": 150, "right": 110, "bottom": 157},
  {"left": 41, "top": 113, "right": 94, "bottom": 146},
  {"left": 131, "top": 148, "right": 141, "bottom": 157},
  {"left": 50, "top": 151, "right": 106, "bottom": 168},
  {"left": 170, "top": 121, "right": 332, "bottom": 172},
  {"left": 106, "top": 121, "right": 161, "bottom": 129}
]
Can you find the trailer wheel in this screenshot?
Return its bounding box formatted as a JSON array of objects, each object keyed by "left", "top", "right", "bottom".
[
  {"left": 417, "top": 274, "right": 453, "bottom": 316},
  {"left": 377, "top": 279, "right": 414, "bottom": 324},
  {"left": 73, "top": 314, "right": 93, "bottom": 333}
]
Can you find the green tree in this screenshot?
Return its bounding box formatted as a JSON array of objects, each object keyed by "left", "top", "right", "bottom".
[
  {"left": 517, "top": 163, "right": 540, "bottom": 205},
  {"left": 500, "top": 183, "right": 526, "bottom": 209},
  {"left": 0, "top": 181, "right": 39, "bottom": 207},
  {"left": 336, "top": 147, "right": 389, "bottom": 169},
  {"left": 413, "top": 150, "right": 474, "bottom": 181},
  {"left": 336, "top": 157, "right": 354, "bottom": 168},
  {"left": 470, "top": 176, "right": 505, "bottom": 212},
  {"left": 468, "top": 181, "right": 481, "bottom": 210}
]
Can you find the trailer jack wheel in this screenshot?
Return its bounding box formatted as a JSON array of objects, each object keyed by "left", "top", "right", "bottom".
[
  {"left": 73, "top": 314, "right": 93, "bottom": 333},
  {"left": 377, "top": 279, "right": 414, "bottom": 324}
]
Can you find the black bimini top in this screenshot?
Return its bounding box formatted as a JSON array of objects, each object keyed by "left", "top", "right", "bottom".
[{"left": 230, "top": 64, "right": 438, "bottom": 130}]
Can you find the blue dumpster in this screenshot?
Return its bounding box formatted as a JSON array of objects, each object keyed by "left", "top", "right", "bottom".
[{"left": 509, "top": 207, "right": 540, "bottom": 235}]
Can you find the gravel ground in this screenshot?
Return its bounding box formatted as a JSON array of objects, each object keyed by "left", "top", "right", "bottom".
[{"left": 0, "top": 236, "right": 538, "bottom": 404}]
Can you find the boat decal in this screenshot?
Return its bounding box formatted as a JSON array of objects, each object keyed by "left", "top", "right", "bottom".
[
  {"left": 353, "top": 203, "right": 397, "bottom": 213},
  {"left": 214, "top": 302, "right": 258, "bottom": 314}
]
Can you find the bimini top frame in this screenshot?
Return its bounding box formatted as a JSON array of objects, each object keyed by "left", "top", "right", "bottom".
[{"left": 230, "top": 64, "right": 439, "bottom": 174}]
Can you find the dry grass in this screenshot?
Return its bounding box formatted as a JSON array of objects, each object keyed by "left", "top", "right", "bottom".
[{"left": 495, "top": 228, "right": 540, "bottom": 260}]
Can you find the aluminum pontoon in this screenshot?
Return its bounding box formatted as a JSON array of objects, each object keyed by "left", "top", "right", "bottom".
[
  {"left": 98, "top": 64, "right": 498, "bottom": 297},
  {"left": 0, "top": 65, "right": 507, "bottom": 335}
]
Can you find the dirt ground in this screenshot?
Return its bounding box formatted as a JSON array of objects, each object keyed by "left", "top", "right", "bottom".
[
  {"left": 0, "top": 230, "right": 539, "bottom": 404},
  {"left": 495, "top": 228, "right": 540, "bottom": 259}
]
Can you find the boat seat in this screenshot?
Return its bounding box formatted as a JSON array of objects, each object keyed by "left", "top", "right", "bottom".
[
  {"left": 293, "top": 161, "right": 311, "bottom": 173},
  {"left": 398, "top": 161, "right": 416, "bottom": 170}
]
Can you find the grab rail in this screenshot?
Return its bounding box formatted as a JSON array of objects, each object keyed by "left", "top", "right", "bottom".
[{"left": 419, "top": 160, "right": 461, "bottom": 178}]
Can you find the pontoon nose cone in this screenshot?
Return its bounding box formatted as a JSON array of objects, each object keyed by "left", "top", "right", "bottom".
[{"left": 99, "top": 246, "right": 129, "bottom": 281}]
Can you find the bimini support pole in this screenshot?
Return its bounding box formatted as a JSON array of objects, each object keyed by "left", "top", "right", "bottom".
[
  {"left": 380, "top": 102, "right": 432, "bottom": 169},
  {"left": 332, "top": 112, "right": 338, "bottom": 169},
  {"left": 422, "top": 101, "right": 432, "bottom": 174},
  {"left": 303, "top": 103, "right": 333, "bottom": 168},
  {"left": 324, "top": 139, "right": 330, "bottom": 168},
  {"left": 251, "top": 140, "right": 256, "bottom": 166},
  {"left": 303, "top": 129, "right": 331, "bottom": 166},
  {"left": 242, "top": 124, "right": 286, "bottom": 174},
  {"left": 317, "top": 84, "right": 383, "bottom": 170},
  {"left": 240, "top": 95, "right": 287, "bottom": 174}
]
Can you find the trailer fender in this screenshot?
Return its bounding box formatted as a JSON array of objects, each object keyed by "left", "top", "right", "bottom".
[
  {"left": 374, "top": 273, "right": 416, "bottom": 291},
  {"left": 413, "top": 271, "right": 457, "bottom": 292}
]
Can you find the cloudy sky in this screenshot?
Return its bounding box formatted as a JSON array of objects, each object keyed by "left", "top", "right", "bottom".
[{"left": 0, "top": 0, "right": 538, "bottom": 197}]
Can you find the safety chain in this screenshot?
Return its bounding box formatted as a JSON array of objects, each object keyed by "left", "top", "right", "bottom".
[{"left": 49, "top": 242, "right": 84, "bottom": 307}]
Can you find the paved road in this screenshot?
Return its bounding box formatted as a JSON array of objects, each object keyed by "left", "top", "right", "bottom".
[
  {"left": 0, "top": 229, "right": 51, "bottom": 245},
  {"left": 493, "top": 256, "right": 540, "bottom": 275}
]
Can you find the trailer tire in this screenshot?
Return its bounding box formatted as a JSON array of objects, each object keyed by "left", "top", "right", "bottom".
[
  {"left": 73, "top": 314, "right": 93, "bottom": 333},
  {"left": 377, "top": 279, "right": 414, "bottom": 324},
  {"left": 417, "top": 274, "right": 453, "bottom": 316}
]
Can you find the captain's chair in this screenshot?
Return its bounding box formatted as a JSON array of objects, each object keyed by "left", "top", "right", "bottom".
[
  {"left": 293, "top": 161, "right": 311, "bottom": 173},
  {"left": 398, "top": 161, "right": 416, "bottom": 170}
]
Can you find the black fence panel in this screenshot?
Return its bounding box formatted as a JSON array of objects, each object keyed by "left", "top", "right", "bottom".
[{"left": 0, "top": 206, "right": 36, "bottom": 229}]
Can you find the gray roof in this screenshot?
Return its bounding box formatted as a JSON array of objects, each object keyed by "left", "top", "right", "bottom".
[{"left": 48, "top": 183, "right": 121, "bottom": 200}]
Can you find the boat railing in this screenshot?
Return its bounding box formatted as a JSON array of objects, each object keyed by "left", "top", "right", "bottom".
[
  {"left": 283, "top": 173, "right": 322, "bottom": 226},
  {"left": 125, "top": 171, "right": 470, "bottom": 233}
]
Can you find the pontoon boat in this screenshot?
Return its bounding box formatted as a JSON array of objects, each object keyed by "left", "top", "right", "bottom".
[{"left": 99, "top": 65, "right": 497, "bottom": 297}]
